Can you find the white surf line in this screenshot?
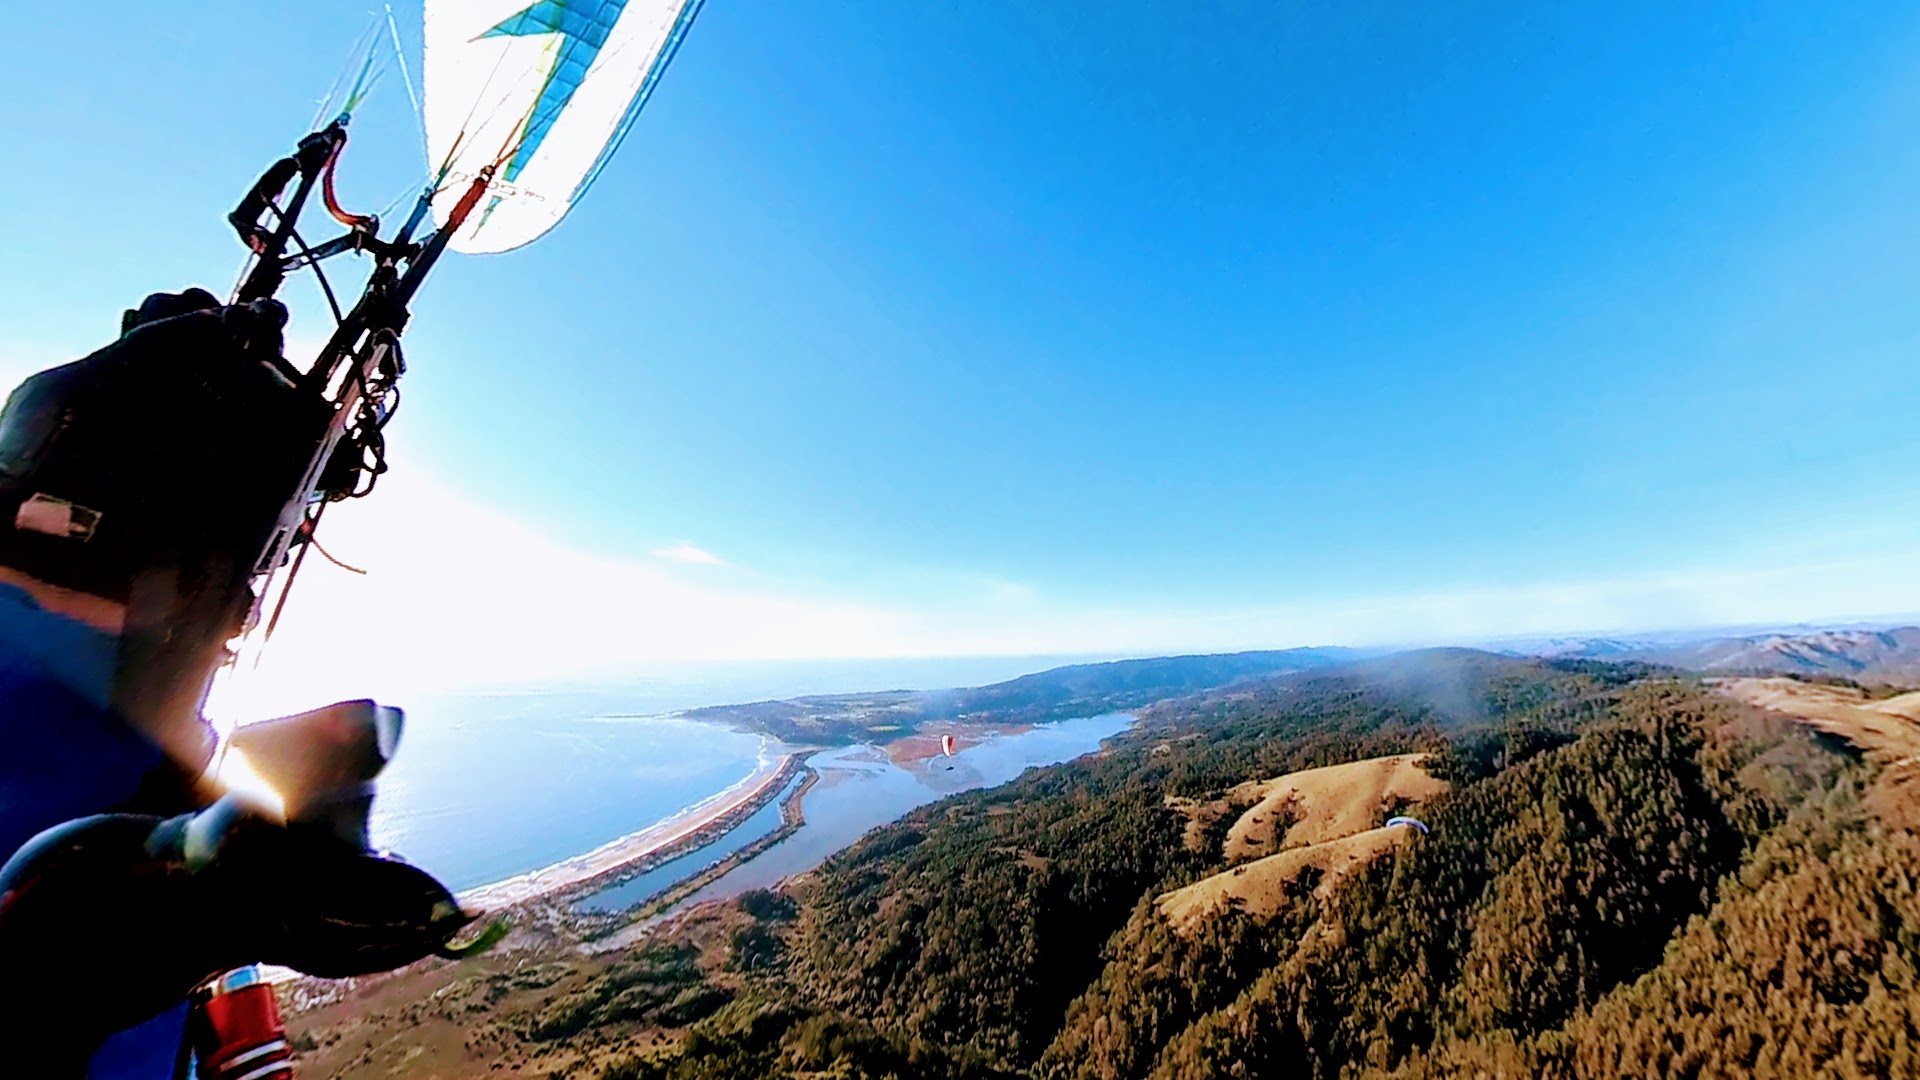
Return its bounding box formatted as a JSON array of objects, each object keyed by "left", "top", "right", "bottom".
[{"left": 457, "top": 748, "right": 798, "bottom": 910}]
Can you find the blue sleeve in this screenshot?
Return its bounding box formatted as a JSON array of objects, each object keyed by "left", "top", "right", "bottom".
[
  {"left": 0, "top": 584, "right": 165, "bottom": 871},
  {"left": 0, "top": 585, "right": 198, "bottom": 1078},
  {"left": 85, "top": 1003, "right": 189, "bottom": 1080}
]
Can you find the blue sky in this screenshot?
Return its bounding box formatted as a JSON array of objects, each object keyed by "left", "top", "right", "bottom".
[{"left": 6, "top": 2, "right": 1920, "bottom": 687}]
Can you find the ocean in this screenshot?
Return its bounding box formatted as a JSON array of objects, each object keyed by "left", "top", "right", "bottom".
[{"left": 365, "top": 656, "right": 1110, "bottom": 892}]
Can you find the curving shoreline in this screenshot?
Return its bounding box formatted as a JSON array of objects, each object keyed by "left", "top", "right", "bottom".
[
  {"left": 458, "top": 751, "right": 809, "bottom": 911},
  {"left": 580, "top": 764, "right": 824, "bottom": 953},
  {"left": 452, "top": 714, "right": 1139, "bottom": 916}
]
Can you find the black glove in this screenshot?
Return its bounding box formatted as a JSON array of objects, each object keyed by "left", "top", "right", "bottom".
[
  {"left": 0, "top": 699, "right": 507, "bottom": 1074},
  {"left": 0, "top": 799, "right": 492, "bottom": 1073}
]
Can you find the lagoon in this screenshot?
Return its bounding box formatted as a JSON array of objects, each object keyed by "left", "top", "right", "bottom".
[
  {"left": 665, "top": 711, "right": 1135, "bottom": 910},
  {"left": 365, "top": 656, "right": 1103, "bottom": 892}
]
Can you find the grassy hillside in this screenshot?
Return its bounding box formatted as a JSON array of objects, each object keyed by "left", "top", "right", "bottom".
[{"left": 1156, "top": 751, "right": 1448, "bottom": 931}]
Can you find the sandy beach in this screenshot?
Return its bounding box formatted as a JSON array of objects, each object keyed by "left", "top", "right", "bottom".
[{"left": 458, "top": 751, "right": 803, "bottom": 910}]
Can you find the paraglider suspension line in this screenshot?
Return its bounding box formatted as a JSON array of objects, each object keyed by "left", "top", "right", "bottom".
[
  {"left": 288, "top": 229, "right": 344, "bottom": 324},
  {"left": 307, "top": 530, "right": 368, "bottom": 576},
  {"left": 259, "top": 199, "right": 345, "bottom": 327}
]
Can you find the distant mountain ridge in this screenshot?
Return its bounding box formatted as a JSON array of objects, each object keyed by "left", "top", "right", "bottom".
[
  {"left": 919, "top": 647, "right": 1363, "bottom": 716},
  {"left": 680, "top": 627, "right": 1920, "bottom": 748},
  {"left": 1515, "top": 626, "right": 1920, "bottom": 683}
]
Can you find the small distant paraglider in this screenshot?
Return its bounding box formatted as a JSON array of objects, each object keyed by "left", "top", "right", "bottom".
[
  {"left": 941, "top": 733, "right": 956, "bottom": 757},
  {"left": 1385, "top": 816, "right": 1430, "bottom": 835}
]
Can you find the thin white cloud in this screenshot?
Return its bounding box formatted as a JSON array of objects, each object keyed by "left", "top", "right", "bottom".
[{"left": 651, "top": 542, "right": 724, "bottom": 565}]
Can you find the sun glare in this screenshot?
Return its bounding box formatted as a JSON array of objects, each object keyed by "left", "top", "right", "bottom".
[{"left": 208, "top": 747, "right": 287, "bottom": 821}]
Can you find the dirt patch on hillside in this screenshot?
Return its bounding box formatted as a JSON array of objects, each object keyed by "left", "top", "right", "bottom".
[
  {"left": 1158, "top": 752, "right": 1446, "bottom": 935},
  {"left": 1713, "top": 678, "right": 1920, "bottom": 758},
  {"left": 1714, "top": 677, "right": 1920, "bottom": 829},
  {"left": 1218, "top": 752, "right": 1445, "bottom": 863},
  {"left": 1158, "top": 826, "right": 1413, "bottom": 932},
  {"left": 1165, "top": 752, "right": 1445, "bottom": 859}
]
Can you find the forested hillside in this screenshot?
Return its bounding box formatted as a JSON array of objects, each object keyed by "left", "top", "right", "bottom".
[{"left": 327, "top": 651, "right": 1917, "bottom": 1078}]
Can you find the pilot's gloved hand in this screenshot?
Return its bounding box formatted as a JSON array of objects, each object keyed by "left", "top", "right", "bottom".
[{"left": 0, "top": 797, "right": 502, "bottom": 1075}]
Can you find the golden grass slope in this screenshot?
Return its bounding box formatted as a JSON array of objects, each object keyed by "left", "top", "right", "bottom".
[
  {"left": 1221, "top": 752, "right": 1446, "bottom": 863},
  {"left": 1158, "top": 752, "right": 1448, "bottom": 934},
  {"left": 1712, "top": 677, "right": 1920, "bottom": 763},
  {"left": 1159, "top": 826, "right": 1413, "bottom": 932},
  {"left": 1713, "top": 676, "right": 1920, "bottom": 831}
]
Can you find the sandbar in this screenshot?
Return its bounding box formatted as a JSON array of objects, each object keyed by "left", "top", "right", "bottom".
[{"left": 457, "top": 751, "right": 803, "bottom": 911}]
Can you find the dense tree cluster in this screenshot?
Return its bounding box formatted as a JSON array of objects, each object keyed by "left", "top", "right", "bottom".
[
  {"left": 598, "top": 997, "right": 1021, "bottom": 1080},
  {"left": 528, "top": 942, "right": 732, "bottom": 1043},
  {"left": 1102, "top": 682, "right": 1844, "bottom": 1078}
]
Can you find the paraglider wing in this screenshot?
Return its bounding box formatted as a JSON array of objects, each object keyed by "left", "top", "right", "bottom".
[
  {"left": 423, "top": 0, "right": 704, "bottom": 254},
  {"left": 1385, "top": 816, "right": 1430, "bottom": 835},
  {"left": 941, "top": 733, "right": 955, "bottom": 758}
]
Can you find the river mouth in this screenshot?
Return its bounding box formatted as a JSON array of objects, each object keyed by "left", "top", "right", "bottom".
[{"left": 576, "top": 712, "right": 1136, "bottom": 915}]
